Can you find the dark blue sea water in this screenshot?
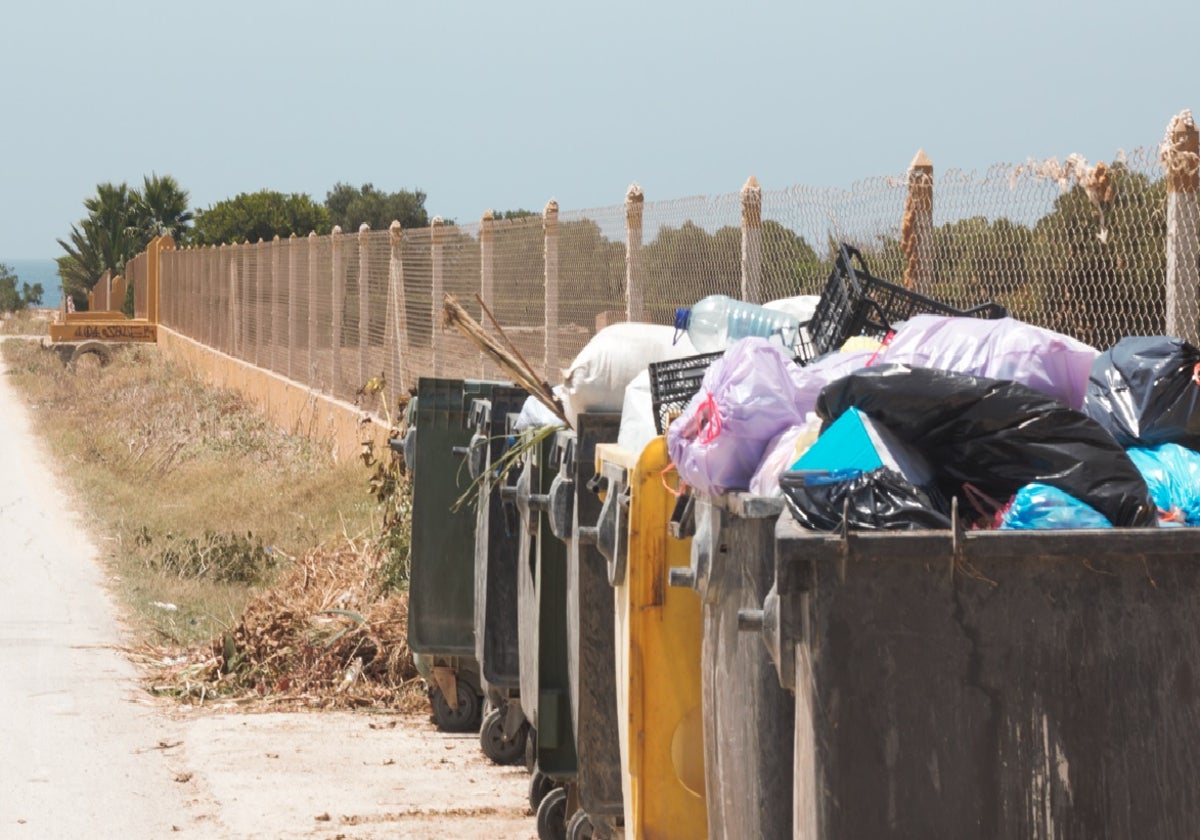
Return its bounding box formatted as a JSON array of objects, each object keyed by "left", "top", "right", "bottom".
[{"left": 2, "top": 258, "right": 61, "bottom": 310}]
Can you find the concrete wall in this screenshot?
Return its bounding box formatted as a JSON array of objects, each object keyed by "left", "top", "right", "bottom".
[{"left": 157, "top": 326, "right": 390, "bottom": 463}]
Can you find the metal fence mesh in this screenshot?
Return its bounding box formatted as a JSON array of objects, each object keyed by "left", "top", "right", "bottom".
[{"left": 156, "top": 135, "right": 1199, "bottom": 427}]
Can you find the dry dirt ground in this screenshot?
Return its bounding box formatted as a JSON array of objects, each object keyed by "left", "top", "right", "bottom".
[{"left": 0, "top": 341, "right": 535, "bottom": 840}]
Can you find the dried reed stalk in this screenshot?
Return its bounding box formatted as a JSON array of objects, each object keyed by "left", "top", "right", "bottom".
[{"left": 441, "top": 293, "right": 570, "bottom": 427}]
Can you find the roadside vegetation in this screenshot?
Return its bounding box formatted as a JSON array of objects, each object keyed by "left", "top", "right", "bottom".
[{"left": 1, "top": 335, "right": 420, "bottom": 709}]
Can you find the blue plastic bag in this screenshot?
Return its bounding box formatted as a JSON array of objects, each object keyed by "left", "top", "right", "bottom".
[
  {"left": 999, "top": 483, "right": 1113, "bottom": 530},
  {"left": 1127, "top": 443, "right": 1200, "bottom": 524}
]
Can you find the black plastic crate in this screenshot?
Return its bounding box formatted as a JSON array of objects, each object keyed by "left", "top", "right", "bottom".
[
  {"left": 808, "top": 243, "right": 1008, "bottom": 356},
  {"left": 648, "top": 352, "right": 724, "bottom": 435}
]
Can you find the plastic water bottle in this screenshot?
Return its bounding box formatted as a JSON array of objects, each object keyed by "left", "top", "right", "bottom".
[{"left": 675, "top": 295, "right": 802, "bottom": 354}]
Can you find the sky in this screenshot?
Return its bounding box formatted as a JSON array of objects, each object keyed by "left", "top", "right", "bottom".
[{"left": 2, "top": 0, "right": 1198, "bottom": 259}]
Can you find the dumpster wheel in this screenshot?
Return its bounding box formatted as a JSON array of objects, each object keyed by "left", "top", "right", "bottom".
[
  {"left": 429, "top": 683, "right": 481, "bottom": 733},
  {"left": 566, "top": 808, "right": 595, "bottom": 840},
  {"left": 528, "top": 769, "right": 555, "bottom": 812},
  {"left": 480, "top": 708, "right": 528, "bottom": 765},
  {"left": 535, "top": 786, "right": 568, "bottom": 840}
]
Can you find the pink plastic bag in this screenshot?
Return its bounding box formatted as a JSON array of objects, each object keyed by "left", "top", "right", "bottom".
[
  {"left": 883, "top": 315, "right": 1098, "bottom": 409},
  {"left": 668, "top": 339, "right": 876, "bottom": 495}
]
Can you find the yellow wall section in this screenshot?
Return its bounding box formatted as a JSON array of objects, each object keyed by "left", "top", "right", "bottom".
[{"left": 156, "top": 326, "right": 390, "bottom": 463}]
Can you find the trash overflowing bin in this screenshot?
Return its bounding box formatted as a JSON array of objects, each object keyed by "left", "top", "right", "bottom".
[
  {"left": 546, "top": 413, "right": 624, "bottom": 839},
  {"left": 669, "top": 492, "right": 794, "bottom": 840},
  {"left": 510, "top": 423, "right": 578, "bottom": 839},
  {"left": 408, "top": 377, "right": 503, "bottom": 732},
  {"left": 595, "top": 438, "right": 707, "bottom": 839},
  {"left": 468, "top": 386, "right": 530, "bottom": 765},
  {"left": 744, "top": 513, "right": 1200, "bottom": 839}
]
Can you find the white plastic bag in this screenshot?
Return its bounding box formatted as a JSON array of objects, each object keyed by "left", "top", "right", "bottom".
[
  {"left": 561, "top": 323, "right": 695, "bottom": 426},
  {"left": 749, "top": 414, "right": 823, "bottom": 497},
  {"left": 617, "top": 369, "right": 659, "bottom": 455}
]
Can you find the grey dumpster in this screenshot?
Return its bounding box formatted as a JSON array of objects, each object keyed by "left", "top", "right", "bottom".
[
  {"left": 512, "top": 425, "right": 578, "bottom": 838},
  {"left": 469, "top": 386, "right": 529, "bottom": 765},
  {"left": 670, "top": 492, "right": 794, "bottom": 840},
  {"left": 408, "top": 377, "right": 504, "bottom": 731},
  {"left": 748, "top": 512, "right": 1200, "bottom": 840},
  {"left": 546, "top": 413, "right": 624, "bottom": 839}
]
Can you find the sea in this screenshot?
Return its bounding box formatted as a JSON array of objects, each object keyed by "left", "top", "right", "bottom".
[{"left": 2, "top": 258, "right": 62, "bottom": 310}]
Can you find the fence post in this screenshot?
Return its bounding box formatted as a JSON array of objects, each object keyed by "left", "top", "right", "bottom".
[
  {"left": 255, "top": 238, "right": 267, "bottom": 365},
  {"left": 901, "top": 149, "right": 934, "bottom": 293},
  {"left": 479, "top": 210, "right": 495, "bottom": 376},
  {"left": 241, "top": 242, "right": 252, "bottom": 359},
  {"left": 287, "top": 233, "right": 298, "bottom": 380},
  {"left": 308, "top": 231, "right": 319, "bottom": 386},
  {"left": 226, "top": 246, "right": 236, "bottom": 355},
  {"left": 331, "top": 225, "right": 344, "bottom": 394},
  {"left": 1166, "top": 110, "right": 1200, "bottom": 344},
  {"left": 741, "top": 175, "right": 763, "bottom": 303},
  {"left": 544, "top": 199, "right": 560, "bottom": 373},
  {"left": 270, "top": 235, "right": 281, "bottom": 370},
  {"left": 358, "top": 223, "right": 371, "bottom": 390},
  {"left": 387, "top": 219, "right": 408, "bottom": 399},
  {"left": 625, "top": 183, "right": 644, "bottom": 322},
  {"left": 431, "top": 216, "right": 444, "bottom": 377}
]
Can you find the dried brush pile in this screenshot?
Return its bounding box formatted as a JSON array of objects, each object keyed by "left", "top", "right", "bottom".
[{"left": 139, "top": 539, "right": 425, "bottom": 711}]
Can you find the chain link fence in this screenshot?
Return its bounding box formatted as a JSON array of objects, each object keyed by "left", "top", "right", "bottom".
[{"left": 158, "top": 114, "right": 1200, "bottom": 427}]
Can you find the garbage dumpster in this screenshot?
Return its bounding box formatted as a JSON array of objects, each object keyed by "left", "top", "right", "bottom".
[
  {"left": 669, "top": 492, "right": 794, "bottom": 840},
  {"left": 511, "top": 424, "right": 578, "bottom": 838},
  {"left": 747, "top": 513, "right": 1200, "bottom": 839},
  {"left": 595, "top": 438, "right": 707, "bottom": 839},
  {"left": 469, "top": 386, "right": 530, "bottom": 764},
  {"left": 546, "top": 413, "right": 624, "bottom": 839},
  {"left": 408, "top": 377, "right": 503, "bottom": 732}
]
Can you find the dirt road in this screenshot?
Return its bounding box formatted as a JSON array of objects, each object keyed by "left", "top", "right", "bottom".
[{"left": 0, "top": 341, "right": 535, "bottom": 839}]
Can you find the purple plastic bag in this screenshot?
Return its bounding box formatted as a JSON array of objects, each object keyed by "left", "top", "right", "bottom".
[
  {"left": 668, "top": 339, "right": 875, "bottom": 495},
  {"left": 883, "top": 315, "right": 1098, "bottom": 409}
]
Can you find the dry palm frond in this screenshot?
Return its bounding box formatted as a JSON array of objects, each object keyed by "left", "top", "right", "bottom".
[{"left": 441, "top": 293, "right": 570, "bottom": 428}]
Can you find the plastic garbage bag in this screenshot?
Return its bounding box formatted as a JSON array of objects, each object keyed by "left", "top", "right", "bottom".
[
  {"left": 816, "top": 364, "right": 1157, "bottom": 528},
  {"left": 780, "top": 467, "right": 953, "bottom": 531},
  {"left": 1082, "top": 336, "right": 1200, "bottom": 449},
  {"left": 748, "top": 414, "right": 822, "bottom": 497},
  {"left": 1127, "top": 443, "right": 1200, "bottom": 524},
  {"left": 513, "top": 391, "right": 564, "bottom": 431},
  {"left": 617, "top": 369, "right": 658, "bottom": 455},
  {"left": 998, "top": 483, "right": 1113, "bottom": 530},
  {"left": 562, "top": 323, "right": 695, "bottom": 426},
  {"left": 881, "top": 315, "right": 1098, "bottom": 409},
  {"left": 668, "top": 338, "right": 810, "bottom": 495}
]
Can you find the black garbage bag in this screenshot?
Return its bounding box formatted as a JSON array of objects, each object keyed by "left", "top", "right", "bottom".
[
  {"left": 1082, "top": 336, "right": 1200, "bottom": 449},
  {"left": 816, "top": 365, "right": 1157, "bottom": 528},
  {"left": 780, "top": 467, "right": 953, "bottom": 531}
]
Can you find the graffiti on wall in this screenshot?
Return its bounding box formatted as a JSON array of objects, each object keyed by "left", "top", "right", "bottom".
[{"left": 69, "top": 324, "right": 157, "bottom": 342}]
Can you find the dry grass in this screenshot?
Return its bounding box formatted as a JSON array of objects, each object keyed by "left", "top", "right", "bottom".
[
  {"left": 0, "top": 338, "right": 389, "bottom": 644},
  {"left": 0, "top": 307, "right": 54, "bottom": 336},
  {"left": 3, "top": 336, "right": 423, "bottom": 710},
  {"left": 132, "top": 538, "right": 422, "bottom": 711}
]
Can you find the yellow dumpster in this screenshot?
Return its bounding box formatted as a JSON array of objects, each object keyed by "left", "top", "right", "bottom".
[{"left": 595, "top": 438, "right": 706, "bottom": 839}]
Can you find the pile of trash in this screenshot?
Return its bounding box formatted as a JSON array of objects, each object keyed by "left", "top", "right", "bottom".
[
  {"left": 551, "top": 244, "right": 1200, "bottom": 532},
  {"left": 140, "top": 539, "right": 424, "bottom": 709}
]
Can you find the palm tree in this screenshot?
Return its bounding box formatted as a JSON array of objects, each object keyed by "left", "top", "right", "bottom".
[
  {"left": 135, "top": 173, "right": 192, "bottom": 244},
  {"left": 56, "top": 182, "right": 141, "bottom": 308}
]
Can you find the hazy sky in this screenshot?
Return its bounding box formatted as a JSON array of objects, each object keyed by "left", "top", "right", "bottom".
[{"left": 2, "top": 0, "right": 1197, "bottom": 258}]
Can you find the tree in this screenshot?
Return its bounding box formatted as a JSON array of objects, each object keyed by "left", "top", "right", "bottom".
[
  {"left": 192, "top": 190, "right": 331, "bottom": 245},
  {"left": 324, "top": 183, "right": 430, "bottom": 232},
  {"left": 1026, "top": 164, "right": 1166, "bottom": 347},
  {"left": 56, "top": 182, "right": 142, "bottom": 307},
  {"left": 641, "top": 221, "right": 741, "bottom": 323},
  {"left": 0, "top": 263, "right": 43, "bottom": 313},
  {"left": 134, "top": 173, "right": 193, "bottom": 244}
]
